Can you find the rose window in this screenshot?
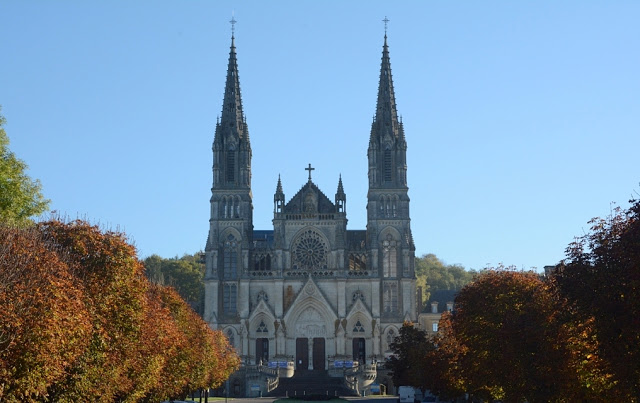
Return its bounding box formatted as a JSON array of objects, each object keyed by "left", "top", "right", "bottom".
[{"left": 292, "top": 230, "right": 327, "bottom": 270}]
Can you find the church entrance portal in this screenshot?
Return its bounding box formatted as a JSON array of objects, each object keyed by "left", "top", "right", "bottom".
[
  {"left": 353, "top": 337, "right": 365, "bottom": 364},
  {"left": 296, "top": 337, "right": 326, "bottom": 370},
  {"left": 256, "top": 338, "right": 269, "bottom": 364}
]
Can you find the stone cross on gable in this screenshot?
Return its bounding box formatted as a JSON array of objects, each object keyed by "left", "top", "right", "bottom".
[{"left": 305, "top": 163, "right": 315, "bottom": 181}]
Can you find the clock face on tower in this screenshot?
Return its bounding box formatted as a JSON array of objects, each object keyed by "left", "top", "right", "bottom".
[{"left": 292, "top": 229, "right": 327, "bottom": 271}]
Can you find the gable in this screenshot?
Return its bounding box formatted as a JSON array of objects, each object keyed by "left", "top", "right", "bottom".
[{"left": 284, "top": 181, "right": 336, "bottom": 214}]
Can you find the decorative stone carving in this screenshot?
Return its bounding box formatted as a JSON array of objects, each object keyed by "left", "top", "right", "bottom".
[
  {"left": 292, "top": 229, "right": 328, "bottom": 271},
  {"left": 295, "top": 307, "right": 327, "bottom": 337}
]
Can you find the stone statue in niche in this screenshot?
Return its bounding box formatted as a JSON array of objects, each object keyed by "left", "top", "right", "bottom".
[{"left": 304, "top": 192, "right": 317, "bottom": 213}]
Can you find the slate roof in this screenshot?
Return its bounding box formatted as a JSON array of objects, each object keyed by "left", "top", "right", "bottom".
[
  {"left": 284, "top": 181, "right": 336, "bottom": 214},
  {"left": 423, "top": 289, "right": 458, "bottom": 313},
  {"left": 253, "top": 230, "right": 274, "bottom": 249}
]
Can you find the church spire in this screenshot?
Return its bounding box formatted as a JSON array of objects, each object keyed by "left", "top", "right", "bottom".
[
  {"left": 335, "top": 174, "right": 346, "bottom": 213},
  {"left": 212, "top": 18, "right": 251, "bottom": 190},
  {"left": 372, "top": 29, "right": 400, "bottom": 142},
  {"left": 274, "top": 174, "right": 284, "bottom": 214},
  {"left": 219, "top": 29, "right": 247, "bottom": 136}
]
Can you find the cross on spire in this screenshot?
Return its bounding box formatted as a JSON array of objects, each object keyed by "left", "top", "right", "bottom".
[
  {"left": 230, "top": 15, "right": 237, "bottom": 36},
  {"left": 383, "top": 16, "right": 390, "bottom": 35},
  {"left": 305, "top": 163, "right": 315, "bottom": 181}
]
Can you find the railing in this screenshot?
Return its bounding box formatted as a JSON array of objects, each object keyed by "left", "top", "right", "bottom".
[
  {"left": 342, "top": 362, "right": 378, "bottom": 395},
  {"left": 267, "top": 375, "right": 279, "bottom": 392},
  {"left": 281, "top": 213, "right": 338, "bottom": 220}
]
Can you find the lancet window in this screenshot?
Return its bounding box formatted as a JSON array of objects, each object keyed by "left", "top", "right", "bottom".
[
  {"left": 226, "top": 329, "right": 235, "bottom": 347},
  {"left": 226, "top": 152, "right": 235, "bottom": 182},
  {"left": 382, "top": 235, "right": 397, "bottom": 277},
  {"left": 383, "top": 282, "right": 398, "bottom": 314},
  {"left": 223, "top": 234, "right": 238, "bottom": 279},
  {"left": 254, "top": 253, "right": 272, "bottom": 271},
  {"left": 220, "top": 196, "right": 241, "bottom": 219},
  {"left": 385, "top": 328, "right": 396, "bottom": 351},
  {"left": 348, "top": 253, "right": 367, "bottom": 271},
  {"left": 384, "top": 149, "right": 392, "bottom": 182},
  {"left": 223, "top": 283, "right": 237, "bottom": 314}
]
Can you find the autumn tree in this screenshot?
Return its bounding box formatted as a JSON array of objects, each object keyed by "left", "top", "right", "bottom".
[
  {"left": 447, "top": 270, "right": 575, "bottom": 402},
  {"left": 0, "top": 219, "right": 239, "bottom": 401},
  {"left": 36, "top": 220, "right": 239, "bottom": 401},
  {"left": 425, "top": 312, "right": 467, "bottom": 400},
  {"left": 0, "top": 226, "right": 90, "bottom": 401},
  {"left": 0, "top": 107, "right": 49, "bottom": 226},
  {"left": 38, "top": 220, "right": 150, "bottom": 401},
  {"left": 553, "top": 199, "right": 640, "bottom": 399}
]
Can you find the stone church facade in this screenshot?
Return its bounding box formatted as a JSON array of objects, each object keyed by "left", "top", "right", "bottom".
[{"left": 203, "top": 28, "right": 416, "bottom": 382}]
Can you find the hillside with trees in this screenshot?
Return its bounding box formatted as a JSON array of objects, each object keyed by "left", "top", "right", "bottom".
[
  {"left": 415, "top": 253, "right": 475, "bottom": 303},
  {"left": 144, "top": 253, "right": 205, "bottom": 315}
]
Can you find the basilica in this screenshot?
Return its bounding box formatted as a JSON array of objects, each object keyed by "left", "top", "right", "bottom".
[{"left": 203, "top": 25, "right": 417, "bottom": 395}]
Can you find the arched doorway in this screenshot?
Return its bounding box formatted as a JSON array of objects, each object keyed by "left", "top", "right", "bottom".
[{"left": 352, "top": 337, "right": 366, "bottom": 364}]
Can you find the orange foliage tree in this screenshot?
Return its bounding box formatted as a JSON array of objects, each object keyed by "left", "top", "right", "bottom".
[
  {"left": 438, "top": 270, "right": 580, "bottom": 402},
  {"left": 0, "top": 226, "right": 90, "bottom": 401},
  {"left": 1, "top": 220, "right": 239, "bottom": 402}
]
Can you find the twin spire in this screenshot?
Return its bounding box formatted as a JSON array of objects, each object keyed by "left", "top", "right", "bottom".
[
  {"left": 218, "top": 26, "right": 247, "bottom": 139},
  {"left": 218, "top": 17, "right": 401, "bottom": 200},
  {"left": 372, "top": 31, "right": 401, "bottom": 142}
]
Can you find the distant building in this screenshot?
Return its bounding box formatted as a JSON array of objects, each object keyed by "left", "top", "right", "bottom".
[
  {"left": 202, "top": 25, "right": 417, "bottom": 396},
  {"left": 417, "top": 289, "right": 457, "bottom": 336}
]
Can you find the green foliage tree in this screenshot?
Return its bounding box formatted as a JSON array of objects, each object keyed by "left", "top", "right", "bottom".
[
  {"left": 554, "top": 198, "right": 640, "bottom": 399},
  {"left": 0, "top": 107, "right": 49, "bottom": 226},
  {"left": 387, "top": 322, "right": 436, "bottom": 391},
  {"left": 415, "top": 253, "right": 474, "bottom": 302},
  {"left": 143, "top": 253, "right": 205, "bottom": 314}
]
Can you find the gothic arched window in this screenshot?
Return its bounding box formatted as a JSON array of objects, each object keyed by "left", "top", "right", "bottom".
[
  {"left": 226, "top": 152, "right": 235, "bottom": 183},
  {"left": 223, "top": 283, "right": 237, "bottom": 314},
  {"left": 386, "top": 329, "right": 395, "bottom": 343},
  {"left": 226, "top": 329, "right": 235, "bottom": 347},
  {"left": 383, "top": 282, "right": 398, "bottom": 314},
  {"left": 384, "top": 149, "right": 392, "bottom": 182},
  {"left": 254, "top": 253, "right": 272, "bottom": 271},
  {"left": 223, "top": 234, "right": 238, "bottom": 280},
  {"left": 382, "top": 235, "right": 397, "bottom": 277}
]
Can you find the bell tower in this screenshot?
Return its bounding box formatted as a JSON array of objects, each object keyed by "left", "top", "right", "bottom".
[
  {"left": 366, "top": 22, "right": 416, "bottom": 321},
  {"left": 204, "top": 20, "right": 253, "bottom": 327}
]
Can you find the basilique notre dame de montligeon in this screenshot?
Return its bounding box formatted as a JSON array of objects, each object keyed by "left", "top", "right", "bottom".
[{"left": 203, "top": 22, "right": 417, "bottom": 397}]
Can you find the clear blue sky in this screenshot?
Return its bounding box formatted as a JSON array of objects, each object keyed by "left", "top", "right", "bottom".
[{"left": 2, "top": 1, "right": 639, "bottom": 270}]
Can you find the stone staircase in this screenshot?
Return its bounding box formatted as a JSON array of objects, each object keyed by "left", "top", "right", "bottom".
[{"left": 267, "top": 370, "right": 358, "bottom": 398}]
